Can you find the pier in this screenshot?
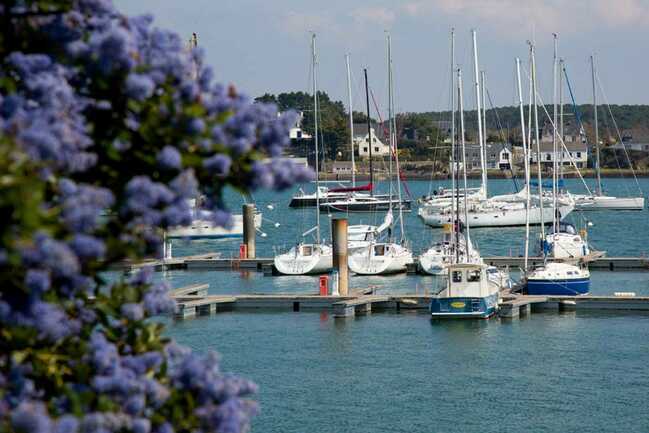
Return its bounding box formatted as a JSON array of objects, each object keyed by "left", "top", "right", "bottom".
[
  {"left": 170, "top": 283, "right": 649, "bottom": 320},
  {"left": 120, "top": 254, "right": 649, "bottom": 273}
]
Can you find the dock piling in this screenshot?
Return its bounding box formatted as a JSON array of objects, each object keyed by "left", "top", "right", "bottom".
[
  {"left": 332, "top": 218, "right": 349, "bottom": 296},
  {"left": 243, "top": 203, "right": 256, "bottom": 259}
]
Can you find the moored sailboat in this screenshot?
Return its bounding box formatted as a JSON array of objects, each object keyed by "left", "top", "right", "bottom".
[
  {"left": 348, "top": 36, "right": 413, "bottom": 275},
  {"left": 274, "top": 34, "right": 332, "bottom": 275},
  {"left": 430, "top": 62, "right": 507, "bottom": 319},
  {"left": 518, "top": 41, "right": 590, "bottom": 295}
]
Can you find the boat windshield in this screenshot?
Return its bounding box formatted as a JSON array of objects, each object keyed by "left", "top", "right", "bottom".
[
  {"left": 374, "top": 244, "right": 386, "bottom": 256},
  {"left": 452, "top": 270, "right": 462, "bottom": 283},
  {"left": 467, "top": 270, "right": 481, "bottom": 282},
  {"left": 301, "top": 245, "right": 313, "bottom": 256},
  {"left": 551, "top": 222, "right": 577, "bottom": 235}
]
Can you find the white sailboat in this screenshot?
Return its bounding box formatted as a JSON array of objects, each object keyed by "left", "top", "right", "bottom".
[
  {"left": 348, "top": 35, "right": 413, "bottom": 275},
  {"left": 420, "top": 30, "right": 482, "bottom": 276},
  {"left": 570, "top": 55, "right": 644, "bottom": 211},
  {"left": 167, "top": 204, "right": 262, "bottom": 239},
  {"left": 274, "top": 34, "right": 332, "bottom": 275},
  {"left": 418, "top": 30, "right": 574, "bottom": 228},
  {"left": 519, "top": 42, "right": 590, "bottom": 296}
]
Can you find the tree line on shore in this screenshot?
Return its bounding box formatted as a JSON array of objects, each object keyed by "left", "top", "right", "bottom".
[{"left": 256, "top": 91, "right": 649, "bottom": 169}]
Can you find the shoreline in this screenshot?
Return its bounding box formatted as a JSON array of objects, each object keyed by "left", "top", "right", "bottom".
[{"left": 320, "top": 169, "right": 649, "bottom": 181}]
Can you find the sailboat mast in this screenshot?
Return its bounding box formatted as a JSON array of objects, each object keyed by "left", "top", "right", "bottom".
[
  {"left": 591, "top": 54, "right": 602, "bottom": 196},
  {"left": 388, "top": 34, "right": 405, "bottom": 241},
  {"left": 364, "top": 68, "right": 374, "bottom": 196},
  {"left": 531, "top": 42, "right": 545, "bottom": 240},
  {"left": 312, "top": 34, "right": 321, "bottom": 245},
  {"left": 559, "top": 59, "right": 565, "bottom": 183},
  {"left": 516, "top": 58, "right": 530, "bottom": 271},
  {"left": 387, "top": 33, "right": 394, "bottom": 232},
  {"left": 552, "top": 34, "right": 558, "bottom": 234},
  {"left": 471, "top": 30, "right": 487, "bottom": 197},
  {"left": 458, "top": 69, "right": 471, "bottom": 261},
  {"left": 345, "top": 54, "right": 356, "bottom": 187},
  {"left": 450, "top": 28, "right": 457, "bottom": 255},
  {"left": 480, "top": 70, "right": 487, "bottom": 171}
]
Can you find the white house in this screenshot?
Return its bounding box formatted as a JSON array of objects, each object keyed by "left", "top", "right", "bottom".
[
  {"left": 530, "top": 141, "right": 588, "bottom": 169},
  {"left": 288, "top": 111, "right": 312, "bottom": 140},
  {"left": 353, "top": 123, "right": 390, "bottom": 158},
  {"left": 460, "top": 143, "right": 513, "bottom": 171},
  {"left": 331, "top": 161, "right": 354, "bottom": 175}
]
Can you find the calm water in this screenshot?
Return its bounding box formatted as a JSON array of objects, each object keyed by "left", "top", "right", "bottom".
[
  {"left": 169, "top": 178, "right": 649, "bottom": 259},
  {"left": 162, "top": 177, "right": 649, "bottom": 433}
]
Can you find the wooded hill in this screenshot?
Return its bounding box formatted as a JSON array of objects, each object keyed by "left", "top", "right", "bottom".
[{"left": 256, "top": 92, "right": 649, "bottom": 166}]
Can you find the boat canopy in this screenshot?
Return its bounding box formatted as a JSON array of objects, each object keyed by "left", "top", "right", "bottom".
[{"left": 329, "top": 182, "right": 373, "bottom": 193}]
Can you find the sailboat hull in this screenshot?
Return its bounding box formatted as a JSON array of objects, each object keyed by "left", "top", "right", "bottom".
[
  {"left": 274, "top": 245, "right": 333, "bottom": 275},
  {"left": 573, "top": 195, "right": 645, "bottom": 211},
  {"left": 419, "top": 204, "right": 573, "bottom": 228},
  {"left": 168, "top": 213, "right": 262, "bottom": 239},
  {"left": 348, "top": 244, "right": 413, "bottom": 275},
  {"left": 320, "top": 200, "right": 411, "bottom": 213},
  {"left": 526, "top": 278, "right": 590, "bottom": 296}
]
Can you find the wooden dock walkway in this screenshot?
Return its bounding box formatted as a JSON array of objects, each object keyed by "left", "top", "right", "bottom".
[
  {"left": 117, "top": 254, "right": 649, "bottom": 274},
  {"left": 170, "top": 284, "right": 649, "bottom": 320}
]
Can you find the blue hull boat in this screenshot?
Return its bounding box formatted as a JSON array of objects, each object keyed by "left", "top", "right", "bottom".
[
  {"left": 430, "top": 293, "right": 498, "bottom": 319},
  {"left": 526, "top": 277, "right": 590, "bottom": 296}
]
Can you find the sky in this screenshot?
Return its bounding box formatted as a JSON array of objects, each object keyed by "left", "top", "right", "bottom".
[{"left": 115, "top": 0, "right": 649, "bottom": 113}]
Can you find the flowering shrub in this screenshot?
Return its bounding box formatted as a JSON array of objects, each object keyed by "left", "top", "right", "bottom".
[{"left": 0, "top": 1, "right": 312, "bottom": 432}]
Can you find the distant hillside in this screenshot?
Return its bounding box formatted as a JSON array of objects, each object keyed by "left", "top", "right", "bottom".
[{"left": 418, "top": 104, "right": 649, "bottom": 143}]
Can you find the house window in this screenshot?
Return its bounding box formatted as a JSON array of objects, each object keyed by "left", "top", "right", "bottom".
[
  {"left": 297, "top": 131, "right": 302, "bottom": 138},
  {"left": 452, "top": 271, "right": 462, "bottom": 283},
  {"left": 546, "top": 154, "right": 552, "bottom": 161},
  {"left": 503, "top": 153, "right": 509, "bottom": 160},
  {"left": 374, "top": 147, "right": 379, "bottom": 152},
  {"left": 576, "top": 152, "right": 582, "bottom": 158},
  {"left": 363, "top": 147, "right": 368, "bottom": 152}
]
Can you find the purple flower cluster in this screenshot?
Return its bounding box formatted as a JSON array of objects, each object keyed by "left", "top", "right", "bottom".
[
  {"left": 1, "top": 0, "right": 314, "bottom": 431},
  {"left": 122, "top": 176, "right": 192, "bottom": 228},
  {"left": 2, "top": 53, "right": 95, "bottom": 174}
]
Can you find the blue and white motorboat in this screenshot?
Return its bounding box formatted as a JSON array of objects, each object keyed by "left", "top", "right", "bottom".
[
  {"left": 525, "top": 262, "right": 590, "bottom": 296},
  {"left": 430, "top": 263, "right": 502, "bottom": 319}
]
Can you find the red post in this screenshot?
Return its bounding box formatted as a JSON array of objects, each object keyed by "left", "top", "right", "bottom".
[
  {"left": 239, "top": 244, "right": 247, "bottom": 259},
  {"left": 319, "top": 275, "right": 329, "bottom": 296}
]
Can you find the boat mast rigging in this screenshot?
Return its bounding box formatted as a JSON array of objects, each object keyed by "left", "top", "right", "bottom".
[
  {"left": 311, "top": 33, "right": 321, "bottom": 245},
  {"left": 516, "top": 57, "right": 531, "bottom": 271},
  {"left": 345, "top": 54, "right": 356, "bottom": 188},
  {"left": 591, "top": 54, "right": 603, "bottom": 197},
  {"left": 458, "top": 68, "right": 471, "bottom": 261},
  {"left": 471, "top": 30, "right": 488, "bottom": 198},
  {"left": 364, "top": 68, "right": 374, "bottom": 196}
]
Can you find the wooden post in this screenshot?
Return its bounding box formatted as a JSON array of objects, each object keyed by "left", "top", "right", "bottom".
[
  {"left": 332, "top": 218, "right": 349, "bottom": 296},
  {"left": 242, "top": 204, "right": 256, "bottom": 259}
]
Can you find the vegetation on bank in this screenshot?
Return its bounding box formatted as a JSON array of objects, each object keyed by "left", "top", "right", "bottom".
[
  {"left": 257, "top": 91, "right": 649, "bottom": 169},
  {"left": 0, "top": 1, "right": 310, "bottom": 432}
]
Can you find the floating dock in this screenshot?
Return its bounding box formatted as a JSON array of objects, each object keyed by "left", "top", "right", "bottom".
[
  {"left": 171, "top": 284, "right": 649, "bottom": 320},
  {"left": 122, "top": 254, "right": 649, "bottom": 273}
]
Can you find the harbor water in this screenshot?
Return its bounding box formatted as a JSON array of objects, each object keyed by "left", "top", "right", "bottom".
[{"left": 162, "top": 178, "right": 649, "bottom": 433}]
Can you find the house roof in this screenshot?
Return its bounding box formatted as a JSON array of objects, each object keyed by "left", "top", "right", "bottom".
[{"left": 353, "top": 122, "right": 384, "bottom": 138}]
